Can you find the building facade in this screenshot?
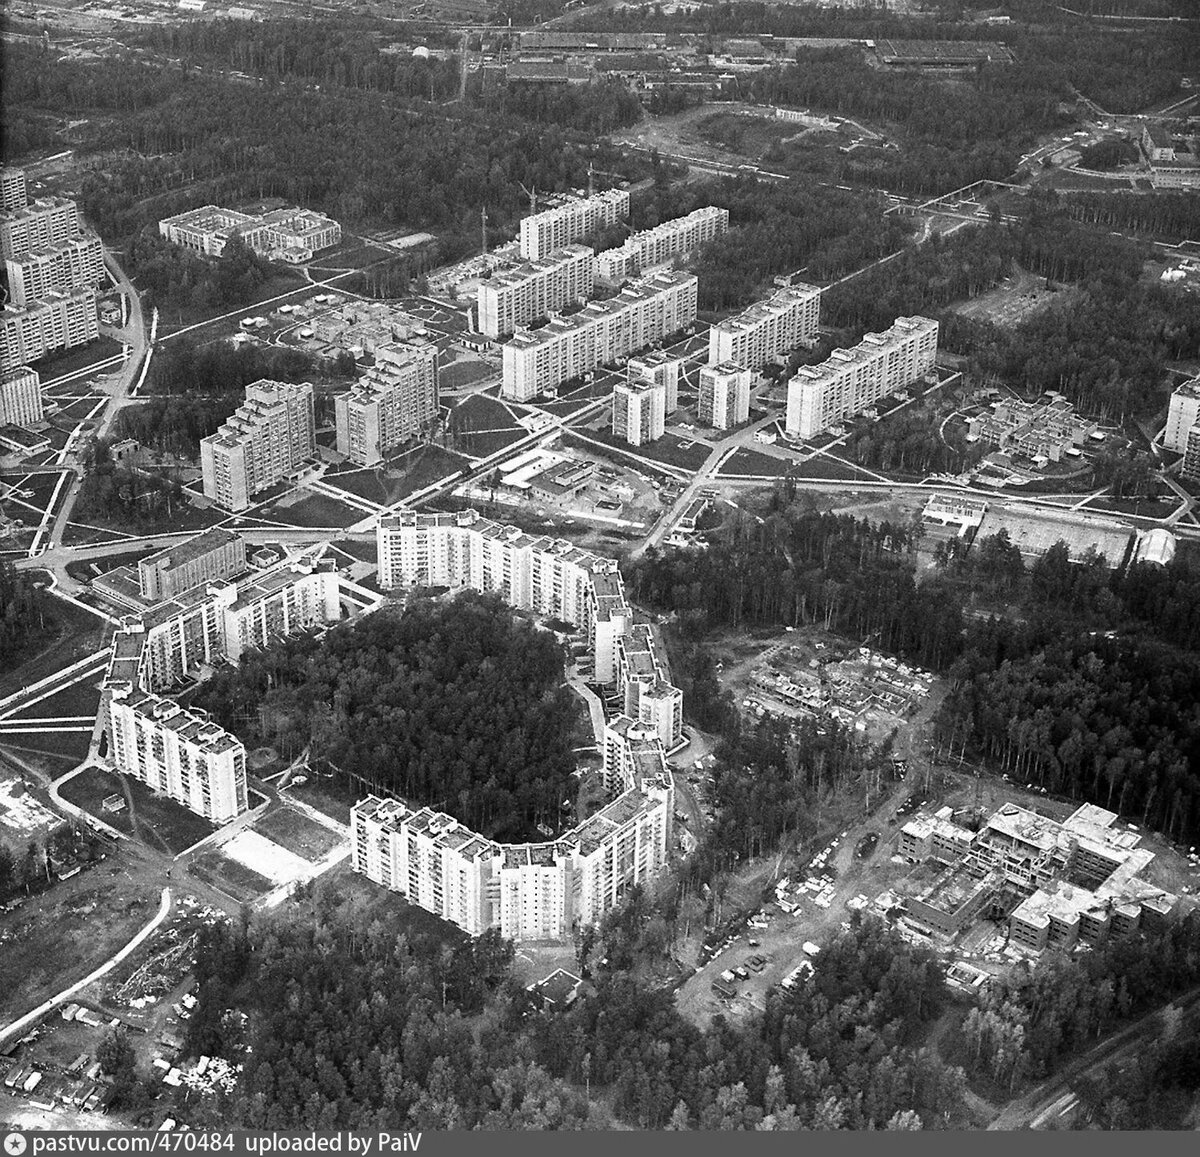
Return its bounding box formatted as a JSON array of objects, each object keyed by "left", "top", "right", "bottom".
[
  {"left": 0, "top": 197, "right": 81, "bottom": 260},
  {"left": 477, "top": 244, "right": 594, "bottom": 338},
  {"left": 0, "top": 365, "right": 44, "bottom": 427},
  {"left": 699, "top": 362, "right": 751, "bottom": 429},
  {"left": 137, "top": 528, "right": 247, "bottom": 604},
  {"left": 158, "top": 205, "right": 341, "bottom": 262},
  {"left": 519, "top": 189, "right": 630, "bottom": 260},
  {"left": 1184, "top": 425, "right": 1200, "bottom": 482},
  {"left": 501, "top": 271, "right": 697, "bottom": 401},
  {"left": 707, "top": 283, "right": 822, "bottom": 371},
  {"left": 5, "top": 235, "right": 105, "bottom": 308},
  {"left": 0, "top": 288, "right": 99, "bottom": 372},
  {"left": 1164, "top": 378, "right": 1200, "bottom": 453},
  {"left": 786, "top": 316, "right": 938, "bottom": 439},
  {"left": 595, "top": 206, "right": 728, "bottom": 281},
  {"left": 334, "top": 343, "right": 439, "bottom": 466},
  {"left": 627, "top": 350, "right": 683, "bottom": 414},
  {"left": 200, "top": 379, "right": 315, "bottom": 511},
  {"left": 612, "top": 376, "right": 666, "bottom": 446},
  {"left": 0, "top": 169, "right": 27, "bottom": 214},
  {"left": 105, "top": 683, "right": 248, "bottom": 823}
]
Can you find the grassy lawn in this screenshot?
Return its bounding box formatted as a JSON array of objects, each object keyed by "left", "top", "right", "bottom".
[
  {"left": 59, "top": 765, "right": 217, "bottom": 856},
  {"left": 8, "top": 677, "right": 102, "bottom": 723},
  {"left": 321, "top": 469, "right": 389, "bottom": 504},
  {"left": 332, "top": 538, "right": 378, "bottom": 565},
  {"left": 719, "top": 448, "right": 791, "bottom": 476},
  {"left": 440, "top": 361, "right": 494, "bottom": 390},
  {"left": 0, "top": 730, "right": 91, "bottom": 762},
  {"left": 790, "top": 454, "right": 869, "bottom": 481},
  {"left": 0, "top": 875, "right": 158, "bottom": 1023},
  {"left": 450, "top": 393, "right": 516, "bottom": 430},
  {"left": 459, "top": 428, "right": 527, "bottom": 458},
  {"left": 582, "top": 428, "right": 712, "bottom": 472},
  {"left": 70, "top": 500, "right": 227, "bottom": 539},
  {"left": 386, "top": 445, "right": 474, "bottom": 499},
  {"left": 66, "top": 547, "right": 159, "bottom": 583},
  {"left": 284, "top": 778, "right": 353, "bottom": 827},
  {"left": 31, "top": 335, "right": 124, "bottom": 380},
  {"left": 188, "top": 849, "right": 273, "bottom": 905},
  {"left": 257, "top": 492, "right": 363, "bottom": 529},
  {"left": 0, "top": 593, "right": 110, "bottom": 700},
  {"left": 253, "top": 806, "right": 344, "bottom": 863}
]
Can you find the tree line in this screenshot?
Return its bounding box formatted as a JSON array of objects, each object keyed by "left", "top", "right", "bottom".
[{"left": 0, "top": 563, "right": 51, "bottom": 668}]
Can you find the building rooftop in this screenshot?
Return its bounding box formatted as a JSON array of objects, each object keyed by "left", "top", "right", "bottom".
[
  {"left": 139, "top": 528, "right": 242, "bottom": 577},
  {"left": 711, "top": 283, "right": 822, "bottom": 337}
]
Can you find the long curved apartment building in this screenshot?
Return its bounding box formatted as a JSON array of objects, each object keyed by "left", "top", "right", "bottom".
[{"left": 361, "top": 509, "right": 685, "bottom": 939}]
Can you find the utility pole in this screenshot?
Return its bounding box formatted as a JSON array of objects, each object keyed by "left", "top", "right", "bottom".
[{"left": 480, "top": 206, "right": 488, "bottom": 256}]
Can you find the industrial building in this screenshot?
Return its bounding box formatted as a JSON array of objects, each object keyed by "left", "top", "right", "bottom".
[
  {"left": 707, "top": 283, "right": 822, "bottom": 372},
  {"left": 594, "top": 206, "right": 728, "bottom": 281},
  {"left": 200, "top": 380, "right": 315, "bottom": 511},
  {"left": 5, "top": 235, "right": 105, "bottom": 308},
  {"left": 785, "top": 316, "right": 939, "bottom": 439},
  {"left": 333, "top": 343, "right": 439, "bottom": 466},
  {"left": 518, "top": 189, "right": 630, "bottom": 260},
  {"left": 476, "top": 244, "right": 594, "bottom": 338},
  {"left": 158, "top": 204, "right": 341, "bottom": 262},
  {"left": 0, "top": 288, "right": 99, "bottom": 373},
  {"left": 0, "top": 365, "right": 44, "bottom": 428},
  {"left": 627, "top": 350, "right": 683, "bottom": 414},
  {"left": 501, "top": 270, "right": 697, "bottom": 401},
  {"left": 699, "top": 362, "right": 751, "bottom": 430},
  {"left": 612, "top": 375, "right": 666, "bottom": 446},
  {"left": 136, "top": 528, "right": 247, "bottom": 604}
]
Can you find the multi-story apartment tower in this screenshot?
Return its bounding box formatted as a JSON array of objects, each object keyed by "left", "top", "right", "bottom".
[
  {"left": 137, "top": 527, "right": 247, "bottom": 604},
  {"left": 334, "top": 343, "right": 438, "bottom": 466},
  {"left": 477, "top": 244, "right": 594, "bottom": 339},
  {"left": 519, "top": 189, "right": 630, "bottom": 260},
  {"left": 708, "top": 283, "right": 822, "bottom": 371},
  {"left": 612, "top": 376, "right": 666, "bottom": 446},
  {"left": 595, "top": 206, "right": 729, "bottom": 281},
  {"left": 786, "top": 316, "right": 938, "bottom": 439},
  {"left": 200, "top": 379, "right": 315, "bottom": 511},
  {"left": 699, "top": 362, "right": 751, "bottom": 430},
  {"left": 0, "top": 169, "right": 28, "bottom": 213},
  {"left": 627, "top": 350, "right": 683, "bottom": 414},
  {"left": 0, "top": 288, "right": 99, "bottom": 372},
  {"left": 6, "top": 235, "right": 105, "bottom": 307},
  {"left": 105, "top": 682, "right": 248, "bottom": 822},
  {"left": 1184, "top": 426, "right": 1200, "bottom": 482},
  {"left": 501, "top": 270, "right": 697, "bottom": 401},
  {"left": 0, "top": 365, "right": 44, "bottom": 427},
  {"left": 1164, "top": 378, "right": 1200, "bottom": 453},
  {"left": 0, "top": 197, "right": 81, "bottom": 260}
]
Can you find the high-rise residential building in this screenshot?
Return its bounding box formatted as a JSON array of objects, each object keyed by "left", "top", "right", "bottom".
[
  {"left": 200, "top": 379, "right": 315, "bottom": 511},
  {"left": 708, "top": 283, "right": 822, "bottom": 371},
  {"left": 0, "top": 365, "right": 44, "bottom": 427},
  {"left": 699, "top": 362, "right": 751, "bottom": 430},
  {"left": 1184, "top": 426, "right": 1200, "bottom": 482},
  {"left": 477, "top": 244, "right": 594, "bottom": 338},
  {"left": 627, "top": 350, "right": 683, "bottom": 414},
  {"left": 595, "top": 206, "right": 729, "bottom": 281},
  {"left": 0, "top": 288, "right": 99, "bottom": 372},
  {"left": 614, "top": 624, "right": 683, "bottom": 750},
  {"left": 5, "top": 234, "right": 105, "bottom": 307},
  {"left": 158, "top": 204, "right": 341, "bottom": 262},
  {"left": 1164, "top": 378, "right": 1200, "bottom": 453},
  {"left": 0, "top": 197, "right": 81, "bottom": 260},
  {"left": 501, "top": 270, "right": 697, "bottom": 401},
  {"left": 786, "top": 316, "right": 939, "bottom": 439},
  {"left": 0, "top": 168, "right": 28, "bottom": 213},
  {"left": 105, "top": 683, "right": 248, "bottom": 822},
  {"left": 136, "top": 527, "right": 247, "bottom": 604},
  {"left": 334, "top": 343, "right": 438, "bottom": 466},
  {"left": 519, "top": 189, "right": 631, "bottom": 260},
  {"left": 612, "top": 376, "right": 666, "bottom": 446}
]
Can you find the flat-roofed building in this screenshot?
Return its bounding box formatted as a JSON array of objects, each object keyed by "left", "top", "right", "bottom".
[
  {"left": 1164, "top": 378, "right": 1200, "bottom": 453},
  {"left": 0, "top": 169, "right": 27, "bottom": 213},
  {"left": 708, "top": 283, "right": 822, "bottom": 371},
  {"left": 595, "top": 206, "right": 728, "bottom": 280},
  {"left": 137, "top": 528, "right": 247, "bottom": 604},
  {"left": 501, "top": 270, "right": 697, "bottom": 401},
  {"left": 786, "top": 316, "right": 938, "bottom": 439},
  {"left": 200, "top": 379, "right": 315, "bottom": 511},
  {"left": 922, "top": 493, "right": 987, "bottom": 532},
  {"left": 627, "top": 350, "right": 683, "bottom": 413},
  {"left": 0, "top": 197, "right": 81, "bottom": 261},
  {"left": 699, "top": 361, "right": 750, "bottom": 429},
  {"left": 5, "top": 235, "right": 104, "bottom": 308},
  {"left": 973, "top": 504, "right": 1134, "bottom": 568},
  {"left": 519, "top": 190, "right": 630, "bottom": 260},
  {"left": 1184, "top": 425, "right": 1200, "bottom": 482},
  {"left": 0, "top": 365, "right": 43, "bottom": 427},
  {"left": 334, "top": 343, "right": 438, "bottom": 466},
  {"left": 612, "top": 375, "right": 666, "bottom": 446},
  {"left": 477, "top": 244, "right": 594, "bottom": 338},
  {"left": 159, "top": 204, "right": 340, "bottom": 262},
  {"left": 614, "top": 624, "right": 683, "bottom": 749},
  {"left": 105, "top": 682, "right": 248, "bottom": 822},
  {"left": 0, "top": 288, "right": 98, "bottom": 372}
]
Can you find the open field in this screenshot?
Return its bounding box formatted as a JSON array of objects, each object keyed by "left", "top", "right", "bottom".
[
  {"left": 32, "top": 336, "right": 124, "bottom": 380},
  {"left": 0, "top": 594, "right": 110, "bottom": 700},
  {"left": 258, "top": 491, "right": 361, "bottom": 529},
  {"left": 59, "top": 766, "right": 216, "bottom": 855},
  {"left": 951, "top": 269, "right": 1075, "bottom": 328},
  {"left": 440, "top": 361, "right": 494, "bottom": 389},
  {"left": 450, "top": 394, "right": 516, "bottom": 430},
  {"left": 719, "top": 448, "right": 791, "bottom": 477},
  {"left": 283, "top": 778, "right": 353, "bottom": 827},
  {"left": 252, "top": 806, "right": 344, "bottom": 863},
  {"left": 188, "top": 848, "right": 274, "bottom": 905}
]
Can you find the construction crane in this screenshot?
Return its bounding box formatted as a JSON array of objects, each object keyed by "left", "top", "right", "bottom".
[
  {"left": 517, "top": 181, "right": 537, "bottom": 215},
  {"left": 587, "top": 163, "right": 625, "bottom": 197}
]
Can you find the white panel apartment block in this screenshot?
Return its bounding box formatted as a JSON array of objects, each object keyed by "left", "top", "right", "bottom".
[
  {"left": 708, "top": 283, "right": 822, "bottom": 371},
  {"left": 519, "top": 189, "right": 630, "bottom": 260},
  {"left": 595, "top": 206, "right": 729, "bottom": 280},
  {"left": 477, "top": 244, "right": 594, "bottom": 338}
]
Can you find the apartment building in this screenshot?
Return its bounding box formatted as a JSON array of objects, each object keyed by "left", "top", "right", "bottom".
[
  {"left": 595, "top": 206, "right": 729, "bottom": 281},
  {"left": 707, "top": 283, "right": 822, "bottom": 371},
  {"left": 1164, "top": 378, "right": 1200, "bottom": 453},
  {"left": 0, "top": 197, "right": 81, "bottom": 260},
  {"left": 627, "top": 350, "right": 683, "bottom": 414},
  {"left": 105, "top": 682, "right": 248, "bottom": 822},
  {"left": 5, "top": 235, "right": 105, "bottom": 308},
  {"left": 699, "top": 362, "right": 751, "bottom": 429},
  {"left": 614, "top": 624, "right": 683, "bottom": 750},
  {"left": 501, "top": 270, "right": 698, "bottom": 401},
  {"left": 786, "top": 316, "right": 939, "bottom": 439},
  {"left": 1184, "top": 425, "right": 1200, "bottom": 482},
  {"left": 519, "top": 189, "right": 631, "bottom": 260},
  {"left": 334, "top": 343, "right": 438, "bottom": 466},
  {"left": 200, "top": 379, "right": 315, "bottom": 511},
  {"left": 137, "top": 528, "right": 247, "bottom": 604},
  {"left": 0, "top": 288, "right": 99, "bottom": 373},
  {"left": 0, "top": 169, "right": 27, "bottom": 213},
  {"left": 477, "top": 244, "right": 594, "bottom": 338},
  {"left": 0, "top": 365, "right": 44, "bottom": 428},
  {"left": 612, "top": 376, "right": 666, "bottom": 446}
]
